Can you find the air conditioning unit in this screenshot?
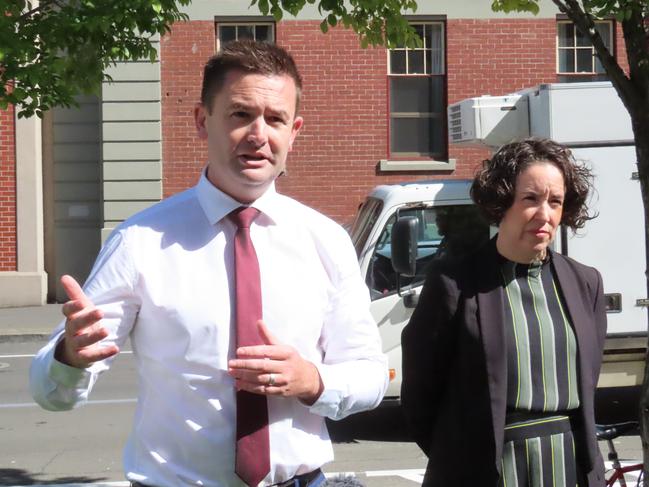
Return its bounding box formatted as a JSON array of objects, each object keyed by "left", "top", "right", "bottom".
[{"left": 448, "top": 94, "right": 530, "bottom": 148}]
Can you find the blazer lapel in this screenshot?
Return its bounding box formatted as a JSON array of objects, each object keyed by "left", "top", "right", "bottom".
[
  {"left": 551, "top": 253, "right": 597, "bottom": 391},
  {"left": 475, "top": 239, "right": 508, "bottom": 470}
]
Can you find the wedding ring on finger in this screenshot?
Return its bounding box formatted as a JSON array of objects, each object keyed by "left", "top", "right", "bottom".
[{"left": 268, "top": 373, "right": 276, "bottom": 387}]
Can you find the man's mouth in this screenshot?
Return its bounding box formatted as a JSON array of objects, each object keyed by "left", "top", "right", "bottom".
[{"left": 238, "top": 153, "right": 269, "bottom": 165}]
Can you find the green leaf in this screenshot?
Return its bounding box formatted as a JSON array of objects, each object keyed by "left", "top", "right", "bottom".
[
  {"left": 257, "top": 0, "right": 270, "bottom": 15},
  {"left": 270, "top": 3, "right": 284, "bottom": 20},
  {"left": 320, "top": 18, "right": 329, "bottom": 33}
]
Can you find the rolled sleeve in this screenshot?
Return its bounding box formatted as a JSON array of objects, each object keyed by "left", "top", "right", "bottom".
[
  {"left": 309, "top": 239, "right": 388, "bottom": 420},
  {"left": 29, "top": 228, "right": 139, "bottom": 411}
]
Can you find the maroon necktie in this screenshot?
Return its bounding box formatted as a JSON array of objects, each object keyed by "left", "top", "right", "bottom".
[{"left": 229, "top": 207, "right": 270, "bottom": 487}]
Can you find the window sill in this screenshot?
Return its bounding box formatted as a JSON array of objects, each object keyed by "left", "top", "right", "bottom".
[{"left": 379, "top": 159, "right": 456, "bottom": 172}]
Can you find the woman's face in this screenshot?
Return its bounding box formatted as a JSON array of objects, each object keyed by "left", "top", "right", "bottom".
[{"left": 497, "top": 161, "right": 566, "bottom": 262}]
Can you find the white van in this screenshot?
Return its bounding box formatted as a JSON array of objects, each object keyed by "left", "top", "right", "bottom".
[{"left": 352, "top": 83, "right": 646, "bottom": 401}]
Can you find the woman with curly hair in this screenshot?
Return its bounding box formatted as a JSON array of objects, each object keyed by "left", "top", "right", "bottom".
[{"left": 401, "top": 137, "right": 606, "bottom": 486}]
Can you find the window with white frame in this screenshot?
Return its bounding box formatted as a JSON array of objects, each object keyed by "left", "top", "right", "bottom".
[
  {"left": 557, "top": 20, "right": 613, "bottom": 80},
  {"left": 388, "top": 22, "right": 446, "bottom": 159},
  {"left": 216, "top": 23, "right": 274, "bottom": 50}
]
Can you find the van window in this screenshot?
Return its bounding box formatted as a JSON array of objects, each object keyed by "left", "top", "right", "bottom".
[
  {"left": 367, "top": 204, "right": 490, "bottom": 300},
  {"left": 350, "top": 197, "right": 384, "bottom": 258}
]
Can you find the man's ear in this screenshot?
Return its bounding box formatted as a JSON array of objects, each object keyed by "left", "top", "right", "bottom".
[
  {"left": 288, "top": 116, "right": 304, "bottom": 152},
  {"left": 194, "top": 103, "right": 208, "bottom": 139}
]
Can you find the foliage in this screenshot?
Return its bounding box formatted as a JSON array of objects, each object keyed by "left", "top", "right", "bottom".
[
  {"left": 0, "top": 0, "right": 190, "bottom": 118},
  {"left": 249, "top": 0, "right": 422, "bottom": 48}
]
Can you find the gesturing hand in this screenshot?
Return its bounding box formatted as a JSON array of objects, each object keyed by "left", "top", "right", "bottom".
[
  {"left": 54, "top": 275, "right": 119, "bottom": 369},
  {"left": 228, "top": 320, "right": 324, "bottom": 405}
]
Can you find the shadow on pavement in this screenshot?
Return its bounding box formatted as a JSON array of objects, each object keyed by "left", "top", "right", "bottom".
[
  {"left": 0, "top": 469, "right": 109, "bottom": 486},
  {"left": 326, "top": 402, "right": 412, "bottom": 444}
]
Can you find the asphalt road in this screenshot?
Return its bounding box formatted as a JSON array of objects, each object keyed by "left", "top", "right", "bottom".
[
  {"left": 0, "top": 339, "right": 428, "bottom": 486},
  {"left": 0, "top": 339, "right": 643, "bottom": 486}
]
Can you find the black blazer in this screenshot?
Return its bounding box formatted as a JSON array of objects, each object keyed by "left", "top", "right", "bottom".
[{"left": 401, "top": 238, "right": 607, "bottom": 486}]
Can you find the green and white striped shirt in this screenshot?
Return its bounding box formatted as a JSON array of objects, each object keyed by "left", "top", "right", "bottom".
[{"left": 501, "top": 258, "right": 580, "bottom": 413}]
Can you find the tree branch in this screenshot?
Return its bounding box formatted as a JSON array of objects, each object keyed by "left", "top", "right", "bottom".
[
  {"left": 19, "top": 0, "right": 65, "bottom": 21},
  {"left": 621, "top": 6, "right": 649, "bottom": 110}
]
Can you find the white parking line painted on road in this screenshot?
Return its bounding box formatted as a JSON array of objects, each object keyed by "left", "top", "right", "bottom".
[
  {"left": 4, "top": 469, "right": 427, "bottom": 486},
  {"left": 7, "top": 483, "right": 130, "bottom": 487},
  {"left": 0, "top": 398, "right": 137, "bottom": 409},
  {"left": 0, "top": 351, "right": 133, "bottom": 359}
]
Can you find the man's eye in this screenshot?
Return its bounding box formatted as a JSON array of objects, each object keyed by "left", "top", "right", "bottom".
[{"left": 232, "top": 111, "right": 249, "bottom": 119}]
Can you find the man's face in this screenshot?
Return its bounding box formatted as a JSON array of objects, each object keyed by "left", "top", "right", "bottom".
[{"left": 194, "top": 70, "right": 303, "bottom": 203}]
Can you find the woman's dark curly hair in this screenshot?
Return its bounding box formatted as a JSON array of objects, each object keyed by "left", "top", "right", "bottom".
[{"left": 470, "top": 137, "right": 594, "bottom": 230}]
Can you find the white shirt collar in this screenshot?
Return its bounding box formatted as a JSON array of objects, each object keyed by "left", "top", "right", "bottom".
[{"left": 195, "top": 169, "right": 282, "bottom": 226}]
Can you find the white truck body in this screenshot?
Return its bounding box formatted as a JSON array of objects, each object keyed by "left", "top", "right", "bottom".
[{"left": 353, "top": 82, "right": 646, "bottom": 400}]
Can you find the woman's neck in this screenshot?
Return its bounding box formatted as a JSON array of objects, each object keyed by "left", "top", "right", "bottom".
[{"left": 496, "top": 236, "right": 547, "bottom": 264}]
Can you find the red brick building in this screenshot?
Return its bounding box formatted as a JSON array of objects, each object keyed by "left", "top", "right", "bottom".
[{"left": 0, "top": 3, "right": 629, "bottom": 305}]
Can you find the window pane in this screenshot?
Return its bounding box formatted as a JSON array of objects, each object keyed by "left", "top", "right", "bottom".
[
  {"left": 430, "top": 48, "right": 443, "bottom": 74},
  {"left": 575, "top": 26, "right": 590, "bottom": 47},
  {"left": 237, "top": 25, "right": 254, "bottom": 40},
  {"left": 594, "top": 55, "right": 606, "bottom": 73},
  {"left": 256, "top": 25, "right": 272, "bottom": 42},
  {"left": 558, "top": 48, "right": 574, "bottom": 72},
  {"left": 576, "top": 48, "right": 593, "bottom": 72},
  {"left": 558, "top": 23, "right": 574, "bottom": 47},
  {"left": 390, "top": 117, "right": 434, "bottom": 154},
  {"left": 408, "top": 50, "right": 425, "bottom": 74},
  {"left": 413, "top": 24, "right": 425, "bottom": 43},
  {"left": 430, "top": 117, "right": 444, "bottom": 155},
  {"left": 427, "top": 24, "right": 442, "bottom": 49},
  {"left": 367, "top": 205, "right": 490, "bottom": 298},
  {"left": 430, "top": 76, "right": 445, "bottom": 112},
  {"left": 595, "top": 22, "right": 611, "bottom": 49},
  {"left": 219, "top": 25, "right": 236, "bottom": 44},
  {"left": 390, "top": 50, "right": 407, "bottom": 74},
  {"left": 390, "top": 77, "right": 433, "bottom": 113}
]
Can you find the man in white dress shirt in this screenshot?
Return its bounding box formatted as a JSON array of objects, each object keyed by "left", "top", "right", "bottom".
[{"left": 30, "top": 40, "right": 388, "bottom": 487}]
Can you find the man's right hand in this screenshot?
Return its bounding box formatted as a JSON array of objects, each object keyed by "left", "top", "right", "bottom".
[{"left": 54, "top": 275, "right": 119, "bottom": 369}]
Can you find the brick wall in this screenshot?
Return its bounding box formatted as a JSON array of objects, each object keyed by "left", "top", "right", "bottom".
[
  {"left": 159, "top": 18, "right": 628, "bottom": 224},
  {"left": 160, "top": 20, "right": 216, "bottom": 198},
  {"left": 0, "top": 105, "right": 16, "bottom": 271},
  {"left": 614, "top": 21, "right": 629, "bottom": 75},
  {"left": 446, "top": 18, "right": 558, "bottom": 181}
]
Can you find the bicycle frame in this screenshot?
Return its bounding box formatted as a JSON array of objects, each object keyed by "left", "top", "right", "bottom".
[{"left": 606, "top": 463, "right": 643, "bottom": 487}]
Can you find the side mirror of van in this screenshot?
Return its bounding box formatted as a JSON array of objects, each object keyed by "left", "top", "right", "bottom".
[{"left": 391, "top": 216, "right": 418, "bottom": 277}]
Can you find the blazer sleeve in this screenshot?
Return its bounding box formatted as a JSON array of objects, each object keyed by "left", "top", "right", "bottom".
[
  {"left": 590, "top": 267, "right": 608, "bottom": 377},
  {"left": 401, "top": 261, "right": 461, "bottom": 454}
]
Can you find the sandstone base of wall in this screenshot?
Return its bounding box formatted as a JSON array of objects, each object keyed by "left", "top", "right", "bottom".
[{"left": 0, "top": 272, "right": 47, "bottom": 307}]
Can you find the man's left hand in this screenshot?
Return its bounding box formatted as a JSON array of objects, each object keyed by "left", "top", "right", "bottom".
[{"left": 228, "top": 320, "right": 324, "bottom": 405}]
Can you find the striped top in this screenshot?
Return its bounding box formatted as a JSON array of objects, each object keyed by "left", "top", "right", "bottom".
[{"left": 501, "top": 257, "right": 580, "bottom": 413}]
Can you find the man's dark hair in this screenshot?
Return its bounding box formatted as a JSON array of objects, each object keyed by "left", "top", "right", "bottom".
[
  {"left": 200, "top": 39, "right": 303, "bottom": 114},
  {"left": 470, "top": 137, "right": 595, "bottom": 230}
]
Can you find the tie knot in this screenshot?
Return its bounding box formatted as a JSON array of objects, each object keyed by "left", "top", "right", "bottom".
[{"left": 229, "top": 207, "right": 260, "bottom": 229}]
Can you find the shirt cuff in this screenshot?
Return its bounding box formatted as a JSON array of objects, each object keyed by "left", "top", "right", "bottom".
[
  {"left": 306, "top": 363, "right": 348, "bottom": 420},
  {"left": 48, "top": 347, "right": 93, "bottom": 389}
]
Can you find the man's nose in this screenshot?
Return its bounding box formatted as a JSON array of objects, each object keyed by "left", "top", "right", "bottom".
[{"left": 247, "top": 118, "right": 268, "bottom": 148}]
